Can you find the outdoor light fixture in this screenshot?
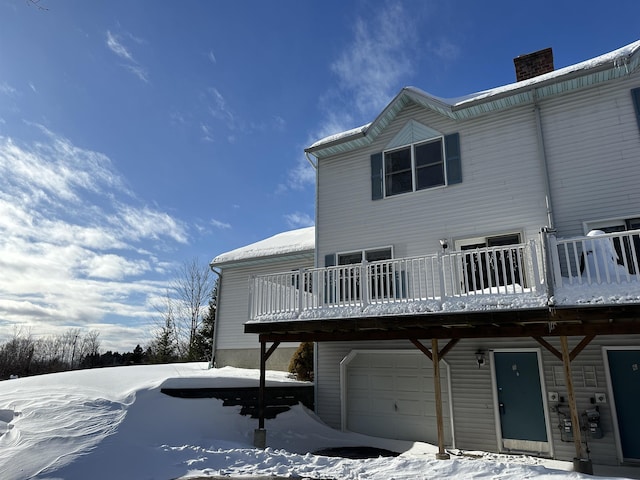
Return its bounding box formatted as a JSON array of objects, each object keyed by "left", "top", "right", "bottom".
[
  {"left": 439, "top": 238, "right": 448, "bottom": 250},
  {"left": 475, "top": 350, "right": 486, "bottom": 368}
]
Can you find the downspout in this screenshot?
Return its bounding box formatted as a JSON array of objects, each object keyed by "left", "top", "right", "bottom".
[
  {"left": 305, "top": 149, "right": 320, "bottom": 416},
  {"left": 533, "top": 89, "right": 554, "bottom": 230},
  {"left": 208, "top": 266, "right": 222, "bottom": 369},
  {"left": 305, "top": 151, "right": 317, "bottom": 170},
  {"left": 532, "top": 89, "right": 556, "bottom": 302}
]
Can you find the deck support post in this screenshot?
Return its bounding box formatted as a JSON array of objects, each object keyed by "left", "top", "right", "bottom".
[
  {"left": 254, "top": 339, "right": 281, "bottom": 448},
  {"left": 432, "top": 338, "right": 450, "bottom": 460},
  {"left": 560, "top": 335, "right": 592, "bottom": 474},
  {"left": 254, "top": 340, "right": 268, "bottom": 448}
]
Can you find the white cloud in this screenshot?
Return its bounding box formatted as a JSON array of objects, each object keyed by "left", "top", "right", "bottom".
[
  {"left": 284, "top": 212, "right": 314, "bottom": 228},
  {"left": 427, "top": 38, "right": 460, "bottom": 60},
  {"left": 282, "top": 2, "right": 424, "bottom": 194},
  {"left": 125, "top": 64, "right": 149, "bottom": 84},
  {"left": 0, "top": 127, "right": 189, "bottom": 349},
  {"left": 330, "top": 2, "right": 417, "bottom": 117},
  {"left": 0, "top": 82, "right": 16, "bottom": 96},
  {"left": 207, "top": 87, "right": 236, "bottom": 126},
  {"left": 115, "top": 204, "right": 188, "bottom": 245},
  {"left": 211, "top": 218, "right": 231, "bottom": 230},
  {"left": 286, "top": 156, "right": 316, "bottom": 191},
  {"left": 272, "top": 115, "right": 286, "bottom": 132},
  {"left": 106, "top": 30, "right": 149, "bottom": 83},
  {"left": 200, "top": 123, "right": 215, "bottom": 143},
  {"left": 208, "top": 50, "right": 217, "bottom": 64},
  {"left": 106, "top": 30, "right": 134, "bottom": 62}
]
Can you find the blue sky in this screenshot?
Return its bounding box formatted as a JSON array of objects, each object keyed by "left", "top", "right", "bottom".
[{"left": 1, "top": 0, "right": 639, "bottom": 351}]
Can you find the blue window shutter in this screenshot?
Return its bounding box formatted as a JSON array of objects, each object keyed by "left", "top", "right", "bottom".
[
  {"left": 631, "top": 88, "right": 640, "bottom": 130},
  {"left": 324, "top": 253, "right": 336, "bottom": 267},
  {"left": 445, "top": 133, "right": 462, "bottom": 185},
  {"left": 370, "top": 152, "right": 383, "bottom": 200}
]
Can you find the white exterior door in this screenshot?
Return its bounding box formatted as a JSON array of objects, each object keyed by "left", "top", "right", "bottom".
[{"left": 341, "top": 350, "right": 453, "bottom": 445}]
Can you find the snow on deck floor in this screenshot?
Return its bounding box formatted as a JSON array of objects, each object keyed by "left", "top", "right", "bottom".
[{"left": 0, "top": 363, "right": 634, "bottom": 480}]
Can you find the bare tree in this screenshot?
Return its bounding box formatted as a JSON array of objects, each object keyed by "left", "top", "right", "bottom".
[
  {"left": 171, "top": 258, "right": 215, "bottom": 360},
  {"left": 26, "top": 0, "right": 48, "bottom": 10},
  {"left": 0, "top": 329, "right": 36, "bottom": 378}
]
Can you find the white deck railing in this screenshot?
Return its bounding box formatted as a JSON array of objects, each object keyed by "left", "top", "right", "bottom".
[
  {"left": 549, "top": 229, "right": 640, "bottom": 287},
  {"left": 249, "top": 241, "right": 542, "bottom": 320}
]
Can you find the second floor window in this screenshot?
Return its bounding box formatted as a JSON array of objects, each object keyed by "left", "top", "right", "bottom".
[{"left": 384, "top": 138, "right": 445, "bottom": 197}]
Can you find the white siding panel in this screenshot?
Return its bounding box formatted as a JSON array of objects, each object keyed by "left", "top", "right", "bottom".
[
  {"left": 317, "top": 102, "right": 548, "bottom": 262},
  {"left": 317, "top": 334, "right": 640, "bottom": 463},
  {"left": 217, "top": 257, "right": 312, "bottom": 350},
  {"left": 541, "top": 77, "right": 640, "bottom": 237}
]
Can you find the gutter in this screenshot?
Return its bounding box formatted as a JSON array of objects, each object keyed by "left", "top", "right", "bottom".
[{"left": 305, "top": 129, "right": 367, "bottom": 156}]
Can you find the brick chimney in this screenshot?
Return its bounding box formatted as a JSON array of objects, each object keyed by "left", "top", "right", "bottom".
[{"left": 513, "top": 48, "right": 554, "bottom": 82}]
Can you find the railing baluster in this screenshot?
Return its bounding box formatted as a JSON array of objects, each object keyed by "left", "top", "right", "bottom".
[
  {"left": 512, "top": 247, "right": 521, "bottom": 293},
  {"left": 631, "top": 233, "right": 640, "bottom": 275}
]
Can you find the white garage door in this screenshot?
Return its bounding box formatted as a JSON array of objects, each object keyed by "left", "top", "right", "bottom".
[{"left": 342, "top": 350, "right": 453, "bottom": 445}]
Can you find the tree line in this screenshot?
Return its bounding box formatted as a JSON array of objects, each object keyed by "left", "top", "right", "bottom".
[{"left": 0, "top": 258, "right": 217, "bottom": 380}]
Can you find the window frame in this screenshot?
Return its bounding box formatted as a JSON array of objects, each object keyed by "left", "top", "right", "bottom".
[
  {"left": 454, "top": 232, "right": 525, "bottom": 291},
  {"left": 383, "top": 137, "right": 446, "bottom": 198},
  {"left": 583, "top": 217, "right": 640, "bottom": 235},
  {"left": 337, "top": 246, "right": 394, "bottom": 265}
]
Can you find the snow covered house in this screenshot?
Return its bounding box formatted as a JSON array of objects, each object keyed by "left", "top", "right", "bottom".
[
  {"left": 210, "top": 226, "right": 314, "bottom": 370},
  {"left": 242, "top": 41, "right": 640, "bottom": 469}
]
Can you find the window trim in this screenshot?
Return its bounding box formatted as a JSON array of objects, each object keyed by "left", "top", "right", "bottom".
[
  {"left": 383, "top": 137, "right": 446, "bottom": 198},
  {"left": 336, "top": 246, "right": 394, "bottom": 265},
  {"left": 583, "top": 216, "right": 640, "bottom": 235},
  {"left": 454, "top": 232, "right": 524, "bottom": 251}
]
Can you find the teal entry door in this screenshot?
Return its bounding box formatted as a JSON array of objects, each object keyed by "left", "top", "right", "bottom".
[
  {"left": 493, "top": 351, "right": 550, "bottom": 453},
  {"left": 607, "top": 349, "right": 640, "bottom": 461}
]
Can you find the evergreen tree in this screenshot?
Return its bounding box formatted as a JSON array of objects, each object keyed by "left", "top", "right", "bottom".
[
  {"left": 131, "top": 344, "right": 145, "bottom": 364},
  {"left": 188, "top": 280, "right": 217, "bottom": 361},
  {"left": 288, "top": 342, "right": 314, "bottom": 381},
  {"left": 149, "top": 316, "right": 178, "bottom": 363}
]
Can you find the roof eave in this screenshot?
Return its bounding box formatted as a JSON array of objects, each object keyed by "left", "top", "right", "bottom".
[
  {"left": 210, "top": 249, "right": 315, "bottom": 269},
  {"left": 452, "top": 52, "right": 640, "bottom": 115},
  {"left": 306, "top": 43, "right": 640, "bottom": 159},
  {"left": 304, "top": 130, "right": 367, "bottom": 155}
]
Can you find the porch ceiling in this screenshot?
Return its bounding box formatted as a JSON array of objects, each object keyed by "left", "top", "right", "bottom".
[{"left": 244, "top": 304, "right": 640, "bottom": 342}]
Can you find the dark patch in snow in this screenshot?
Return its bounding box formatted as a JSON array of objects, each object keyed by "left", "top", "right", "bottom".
[{"left": 313, "top": 446, "right": 400, "bottom": 459}]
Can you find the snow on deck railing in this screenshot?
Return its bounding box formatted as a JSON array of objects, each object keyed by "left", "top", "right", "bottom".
[
  {"left": 249, "top": 241, "right": 542, "bottom": 320},
  {"left": 549, "top": 229, "right": 640, "bottom": 287}
]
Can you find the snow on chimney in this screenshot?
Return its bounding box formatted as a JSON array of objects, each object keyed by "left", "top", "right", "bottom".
[{"left": 513, "top": 48, "right": 554, "bottom": 82}]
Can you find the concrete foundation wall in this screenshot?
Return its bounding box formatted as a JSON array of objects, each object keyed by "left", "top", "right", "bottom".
[{"left": 215, "top": 347, "right": 299, "bottom": 372}]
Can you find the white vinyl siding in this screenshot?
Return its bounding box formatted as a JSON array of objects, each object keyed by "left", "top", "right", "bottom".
[
  {"left": 316, "top": 102, "right": 547, "bottom": 263},
  {"left": 541, "top": 76, "right": 640, "bottom": 238},
  {"left": 317, "top": 335, "right": 637, "bottom": 464}
]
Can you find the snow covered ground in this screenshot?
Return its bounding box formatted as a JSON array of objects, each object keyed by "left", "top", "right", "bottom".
[{"left": 0, "top": 363, "right": 635, "bottom": 480}]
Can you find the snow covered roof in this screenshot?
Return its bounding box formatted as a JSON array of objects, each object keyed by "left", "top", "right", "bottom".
[
  {"left": 211, "top": 226, "right": 315, "bottom": 268},
  {"left": 307, "top": 40, "right": 640, "bottom": 158}
]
